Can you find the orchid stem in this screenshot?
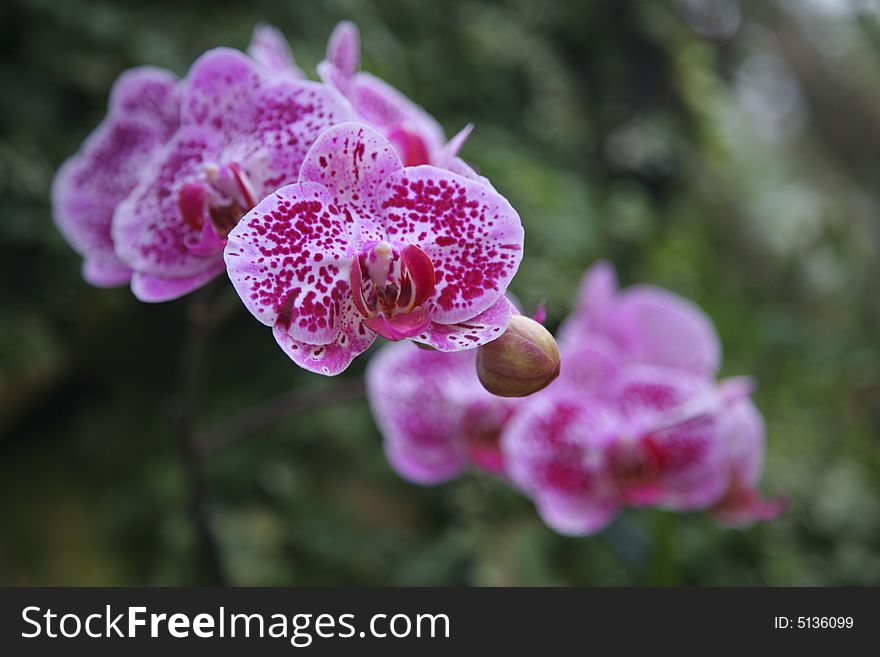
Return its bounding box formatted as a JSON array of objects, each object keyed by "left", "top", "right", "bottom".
[
  {"left": 176, "top": 282, "right": 228, "bottom": 586},
  {"left": 195, "top": 379, "right": 366, "bottom": 457}
]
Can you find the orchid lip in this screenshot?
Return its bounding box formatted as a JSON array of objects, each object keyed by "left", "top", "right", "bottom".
[
  {"left": 179, "top": 162, "right": 260, "bottom": 256},
  {"left": 350, "top": 241, "right": 436, "bottom": 340}
]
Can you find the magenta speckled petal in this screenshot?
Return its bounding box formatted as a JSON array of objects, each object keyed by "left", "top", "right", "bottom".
[
  {"left": 413, "top": 295, "right": 512, "bottom": 351},
  {"left": 247, "top": 23, "right": 303, "bottom": 77},
  {"left": 367, "top": 343, "right": 481, "bottom": 484},
  {"left": 298, "top": 122, "right": 402, "bottom": 247},
  {"left": 225, "top": 182, "right": 353, "bottom": 344},
  {"left": 612, "top": 285, "right": 722, "bottom": 377},
  {"left": 181, "top": 48, "right": 263, "bottom": 134},
  {"left": 502, "top": 391, "right": 621, "bottom": 536},
  {"left": 113, "top": 126, "right": 221, "bottom": 278},
  {"left": 108, "top": 66, "right": 180, "bottom": 131},
  {"left": 130, "top": 259, "right": 226, "bottom": 303},
  {"left": 51, "top": 67, "right": 179, "bottom": 287},
  {"left": 248, "top": 79, "right": 354, "bottom": 193},
  {"left": 610, "top": 365, "right": 728, "bottom": 510},
  {"left": 378, "top": 165, "right": 523, "bottom": 324},
  {"left": 272, "top": 298, "right": 376, "bottom": 376}
]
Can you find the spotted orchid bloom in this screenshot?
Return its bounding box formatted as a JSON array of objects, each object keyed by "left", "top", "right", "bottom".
[
  {"left": 52, "top": 67, "right": 180, "bottom": 287},
  {"left": 502, "top": 364, "right": 735, "bottom": 535},
  {"left": 225, "top": 122, "right": 524, "bottom": 375},
  {"left": 557, "top": 261, "right": 721, "bottom": 378},
  {"left": 317, "top": 21, "right": 474, "bottom": 172},
  {"left": 112, "top": 47, "right": 352, "bottom": 302},
  {"left": 367, "top": 342, "right": 517, "bottom": 484}
]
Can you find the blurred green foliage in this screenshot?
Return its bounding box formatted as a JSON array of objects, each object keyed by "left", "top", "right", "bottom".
[{"left": 1, "top": 0, "right": 879, "bottom": 585}]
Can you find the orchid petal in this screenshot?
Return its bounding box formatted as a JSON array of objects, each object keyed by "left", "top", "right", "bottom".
[
  {"left": 379, "top": 166, "right": 523, "bottom": 324},
  {"left": 366, "top": 343, "right": 482, "bottom": 484},
  {"left": 130, "top": 259, "right": 226, "bottom": 302},
  {"left": 364, "top": 307, "right": 433, "bottom": 341},
  {"left": 612, "top": 285, "right": 722, "bottom": 377},
  {"left": 225, "top": 182, "right": 352, "bottom": 344},
  {"left": 502, "top": 391, "right": 621, "bottom": 536},
  {"left": 325, "top": 20, "right": 360, "bottom": 79},
  {"left": 413, "top": 295, "right": 513, "bottom": 351},
  {"left": 272, "top": 298, "right": 376, "bottom": 376},
  {"left": 113, "top": 126, "right": 221, "bottom": 278},
  {"left": 180, "top": 48, "right": 263, "bottom": 134},
  {"left": 556, "top": 260, "right": 619, "bottom": 350},
  {"left": 51, "top": 67, "right": 179, "bottom": 287},
  {"left": 348, "top": 72, "right": 446, "bottom": 154},
  {"left": 298, "top": 122, "right": 403, "bottom": 248},
  {"left": 434, "top": 123, "right": 474, "bottom": 169},
  {"left": 247, "top": 23, "right": 303, "bottom": 77},
  {"left": 82, "top": 258, "right": 135, "bottom": 288}
]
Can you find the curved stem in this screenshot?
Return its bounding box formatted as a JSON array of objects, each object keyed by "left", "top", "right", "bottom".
[
  {"left": 195, "top": 379, "right": 366, "bottom": 457},
  {"left": 175, "top": 283, "right": 228, "bottom": 585}
]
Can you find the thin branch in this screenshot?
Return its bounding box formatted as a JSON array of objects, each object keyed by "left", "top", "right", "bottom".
[
  {"left": 194, "top": 378, "right": 366, "bottom": 457},
  {"left": 175, "top": 283, "right": 229, "bottom": 585}
]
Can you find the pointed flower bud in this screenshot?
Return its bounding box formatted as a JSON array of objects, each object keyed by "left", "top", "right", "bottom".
[{"left": 476, "top": 315, "right": 561, "bottom": 397}]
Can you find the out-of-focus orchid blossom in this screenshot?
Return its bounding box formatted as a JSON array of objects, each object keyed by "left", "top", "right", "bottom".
[
  {"left": 52, "top": 68, "right": 180, "bottom": 287},
  {"left": 367, "top": 342, "right": 516, "bottom": 484}
]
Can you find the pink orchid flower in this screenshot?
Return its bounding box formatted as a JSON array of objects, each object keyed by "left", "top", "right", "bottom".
[
  {"left": 503, "top": 364, "right": 733, "bottom": 535},
  {"left": 317, "top": 21, "right": 475, "bottom": 174},
  {"left": 112, "top": 47, "right": 352, "bottom": 302},
  {"left": 557, "top": 260, "right": 722, "bottom": 378},
  {"left": 367, "top": 342, "right": 516, "bottom": 484},
  {"left": 225, "top": 122, "right": 524, "bottom": 375},
  {"left": 52, "top": 67, "right": 180, "bottom": 287}
]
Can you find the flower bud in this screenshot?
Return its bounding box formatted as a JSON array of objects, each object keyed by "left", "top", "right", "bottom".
[{"left": 476, "top": 315, "right": 561, "bottom": 397}]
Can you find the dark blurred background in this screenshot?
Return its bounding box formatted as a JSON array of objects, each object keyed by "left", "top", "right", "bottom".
[{"left": 1, "top": 0, "right": 879, "bottom": 585}]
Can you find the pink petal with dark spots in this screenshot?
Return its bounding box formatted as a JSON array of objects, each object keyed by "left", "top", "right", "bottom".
[
  {"left": 272, "top": 298, "right": 376, "bottom": 376},
  {"left": 556, "top": 260, "right": 619, "bottom": 350},
  {"left": 51, "top": 67, "right": 179, "bottom": 287},
  {"left": 502, "top": 391, "right": 621, "bottom": 536},
  {"left": 113, "top": 126, "right": 222, "bottom": 278},
  {"left": 611, "top": 365, "right": 728, "bottom": 509},
  {"left": 180, "top": 48, "right": 263, "bottom": 135},
  {"left": 298, "top": 122, "right": 402, "bottom": 248},
  {"left": 379, "top": 166, "right": 524, "bottom": 324},
  {"left": 367, "top": 343, "right": 482, "bottom": 484},
  {"left": 413, "top": 295, "right": 513, "bottom": 351},
  {"left": 225, "top": 182, "right": 353, "bottom": 345}
]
